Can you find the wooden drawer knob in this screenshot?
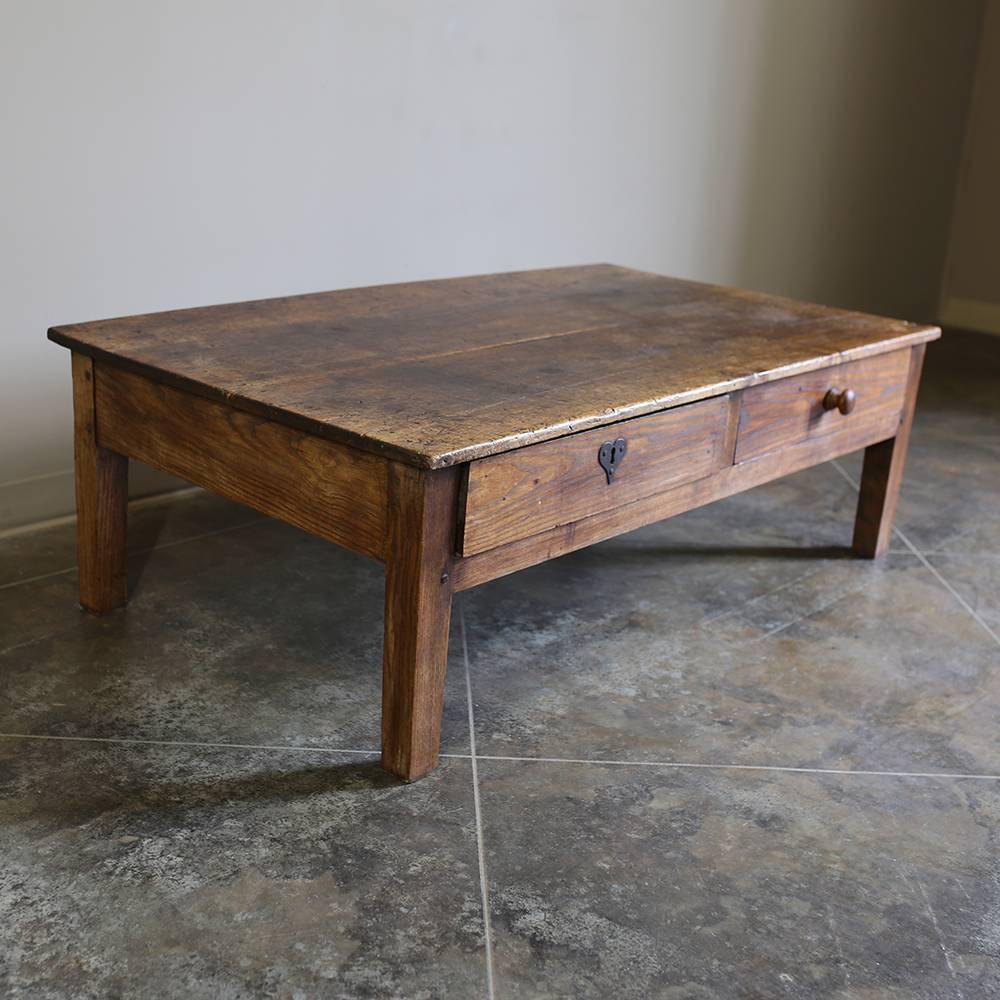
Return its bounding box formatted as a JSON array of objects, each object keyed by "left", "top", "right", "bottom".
[{"left": 823, "top": 387, "right": 856, "bottom": 415}]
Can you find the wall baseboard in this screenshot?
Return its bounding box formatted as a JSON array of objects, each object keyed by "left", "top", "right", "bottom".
[
  {"left": 939, "top": 297, "right": 1000, "bottom": 336},
  {"left": 0, "top": 462, "right": 187, "bottom": 534}
]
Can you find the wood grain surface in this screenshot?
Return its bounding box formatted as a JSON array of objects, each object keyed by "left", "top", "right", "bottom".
[
  {"left": 72, "top": 354, "right": 129, "bottom": 613},
  {"left": 381, "top": 464, "right": 460, "bottom": 781},
  {"left": 49, "top": 265, "right": 940, "bottom": 469},
  {"left": 450, "top": 394, "right": 912, "bottom": 592},
  {"left": 96, "top": 364, "right": 388, "bottom": 560},
  {"left": 734, "top": 348, "right": 911, "bottom": 462},
  {"left": 853, "top": 344, "right": 927, "bottom": 558},
  {"left": 460, "top": 395, "right": 732, "bottom": 556}
]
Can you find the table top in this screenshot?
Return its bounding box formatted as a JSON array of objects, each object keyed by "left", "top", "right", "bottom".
[{"left": 49, "top": 264, "right": 939, "bottom": 468}]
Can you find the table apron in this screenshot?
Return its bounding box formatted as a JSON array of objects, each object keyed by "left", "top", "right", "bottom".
[
  {"left": 450, "top": 345, "right": 920, "bottom": 590},
  {"left": 93, "top": 361, "right": 390, "bottom": 562},
  {"left": 89, "top": 345, "right": 920, "bottom": 591}
]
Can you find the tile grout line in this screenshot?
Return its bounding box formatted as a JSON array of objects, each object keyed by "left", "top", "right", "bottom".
[
  {"left": 0, "top": 486, "right": 204, "bottom": 540},
  {"left": 830, "top": 460, "right": 999, "bottom": 647},
  {"left": 3, "top": 731, "right": 999, "bottom": 781},
  {"left": 459, "top": 601, "right": 496, "bottom": 1000},
  {"left": 751, "top": 582, "right": 860, "bottom": 642},
  {"left": 0, "top": 732, "right": 379, "bottom": 755},
  {"left": 702, "top": 563, "right": 828, "bottom": 626},
  {"left": 0, "top": 466, "right": 75, "bottom": 491},
  {"left": 455, "top": 753, "right": 1000, "bottom": 781},
  {"left": 0, "top": 517, "right": 268, "bottom": 594},
  {"left": 0, "top": 566, "right": 86, "bottom": 593},
  {"left": 894, "top": 524, "right": 1000, "bottom": 646}
]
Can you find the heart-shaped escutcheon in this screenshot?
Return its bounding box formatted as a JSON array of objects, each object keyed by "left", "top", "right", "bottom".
[{"left": 597, "top": 437, "right": 627, "bottom": 484}]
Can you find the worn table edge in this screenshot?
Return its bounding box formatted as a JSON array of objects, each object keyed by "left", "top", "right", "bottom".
[{"left": 47, "top": 321, "right": 940, "bottom": 471}]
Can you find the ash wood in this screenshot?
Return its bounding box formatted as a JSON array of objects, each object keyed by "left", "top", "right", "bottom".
[
  {"left": 48, "top": 265, "right": 940, "bottom": 469},
  {"left": 96, "top": 364, "right": 387, "bottom": 561},
  {"left": 381, "top": 464, "right": 460, "bottom": 781},
  {"left": 451, "top": 404, "right": 913, "bottom": 593},
  {"left": 734, "top": 349, "right": 911, "bottom": 463},
  {"left": 853, "top": 344, "right": 927, "bottom": 558},
  {"left": 72, "top": 354, "right": 129, "bottom": 613},
  {"left": 460, "top": 395, "right": 730, "bottom": 556}
]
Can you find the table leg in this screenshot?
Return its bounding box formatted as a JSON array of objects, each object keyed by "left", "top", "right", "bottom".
[
  {"left": 852, "top": 344, "right": 926, "bottom": 558},
  {"left": 381, "top": 464, "right": 459, "bottom": 781},
  {"left": 72, "top": 354, "right": 129, "bottom": 612}
]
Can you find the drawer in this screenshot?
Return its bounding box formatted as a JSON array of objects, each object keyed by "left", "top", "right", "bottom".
[
  {"left": 734, "top": 349, "right": 911, "bottom": 464},
  {"left": 459, "top": 395, "right": 732, "bottom": 556}
]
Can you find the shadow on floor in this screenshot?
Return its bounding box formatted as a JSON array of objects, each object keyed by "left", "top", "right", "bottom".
[{"left": 26, "top": 757, "right": 392, "bottom": 826}]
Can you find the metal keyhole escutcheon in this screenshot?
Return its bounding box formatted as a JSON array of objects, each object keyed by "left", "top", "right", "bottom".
[{"left": 598, "top": 437, "right": 627, "bottom": 484}]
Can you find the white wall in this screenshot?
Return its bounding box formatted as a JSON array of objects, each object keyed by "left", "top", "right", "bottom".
[
  {"left": 941, "top": 0, "right": 1000, "bottom": 334},
  {"left": 0, "top": 0, "right": 984, "bottom": 529}
]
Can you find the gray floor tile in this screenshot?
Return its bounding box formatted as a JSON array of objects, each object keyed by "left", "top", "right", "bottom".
[
  {"left": 0, "top": 489, "right": 258, "bottom": 589},
  {"left": 834, "top": 331, "right": 1000, "bottom": 554},
  {"left": 884, "top": 423, "right": 1000, "bottom": 555},
  {"left": 464, "top": 504, "right": 999, "bottom": 774},
  {"left": 1, "top": 327, "right": 997, "bottom": 998},
  {"left": 0, "top": 739, "right": 487, "bottom": 1000},
  {"left": 478, "top": 759, "right": 1000, "bottom": 1000},
  {"left": 463, "top": 332, "right": 1000, "bottom": 775},
  {"left": 925, "top": 550, "right": 1000, "bottom": 638},
  {"left": 0, "top": 519, "right": 469, "bottom": 753}
]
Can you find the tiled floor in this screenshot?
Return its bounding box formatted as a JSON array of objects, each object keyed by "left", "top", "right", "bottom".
[{"left": 1, "top": 331, "right": 998, "bottom": 998}]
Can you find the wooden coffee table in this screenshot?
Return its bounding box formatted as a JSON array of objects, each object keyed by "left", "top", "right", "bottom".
[{"left": 49, "top": 265, "right": 939, "bottom": 780}]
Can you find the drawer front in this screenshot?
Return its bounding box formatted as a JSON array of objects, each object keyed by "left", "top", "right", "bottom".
[
  {"left": 459, "top": 395, "right": 732, "bottom": 556},
  {"left": 734, "top": 349, "right": 911, "bottom": 464}
]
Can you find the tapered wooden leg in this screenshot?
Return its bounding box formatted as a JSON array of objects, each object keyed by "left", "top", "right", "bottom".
[
  {"left": 72, "top": 354, "right": 129, "bottom": 612},
  {"left": 852, "top": 344, "right": 926, "bottom": 558},
  {"left": 381, "top": 463, "right": 460, "bottom": 781}
]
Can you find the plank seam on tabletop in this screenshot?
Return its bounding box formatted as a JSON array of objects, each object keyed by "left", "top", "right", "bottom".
[
  {"left": 459, "top": 599, "right": 497, "bottom": 1000},
  {"left": 831, "top": 459, "right": 999, "bottom": 646}
]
